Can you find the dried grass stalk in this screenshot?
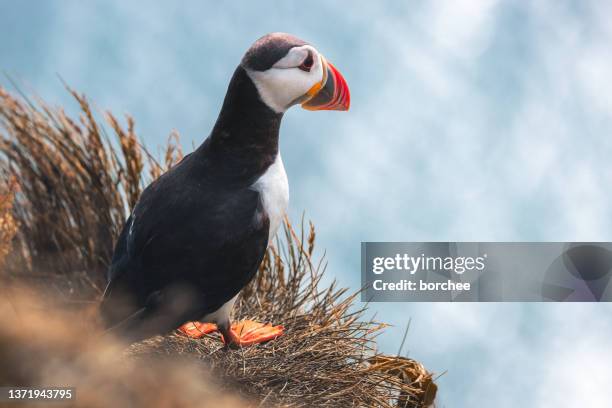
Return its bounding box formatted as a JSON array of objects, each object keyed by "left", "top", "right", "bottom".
[{"left": 0, "top": 176, "right": 18, "bottom": 268}]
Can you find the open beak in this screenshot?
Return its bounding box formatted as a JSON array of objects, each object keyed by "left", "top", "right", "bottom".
[{"left": 302, "top": 56, "right": 350, "bottom": 111}]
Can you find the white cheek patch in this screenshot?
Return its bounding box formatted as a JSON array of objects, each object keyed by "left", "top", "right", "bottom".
[
  {"left": 273, "top": 47, "right": 308, "bottom": 69},
  {"left": 245, "top": 46, "right": 324, "bottom": 113}
]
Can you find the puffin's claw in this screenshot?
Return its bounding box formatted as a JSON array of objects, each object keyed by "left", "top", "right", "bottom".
[
  {"left": 178, "top": 321, "right": 218, "bottom": 338},
  {"left": 222, "top": 320, "right": 284, "bottom": 346}
]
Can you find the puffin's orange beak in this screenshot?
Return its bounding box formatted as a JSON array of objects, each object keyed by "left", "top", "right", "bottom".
[{"left": 302, "top": 57, "right": 350, "bottom": 111}]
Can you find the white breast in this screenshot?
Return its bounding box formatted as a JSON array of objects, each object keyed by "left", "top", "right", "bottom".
[
  {"left": 202, "top": 294, "right": 238, "bottom": 324},
  {"left": 251, "top": 153, "right": 289, "bottom": 243}
]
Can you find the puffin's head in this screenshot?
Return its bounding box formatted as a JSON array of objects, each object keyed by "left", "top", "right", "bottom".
[{"left": 241, "top": 33, "right": 350, "bottom": 113}]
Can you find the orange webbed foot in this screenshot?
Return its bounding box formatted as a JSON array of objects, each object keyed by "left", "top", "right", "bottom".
[
  {"left": 178, "top": 321, "right": 218, "bottom": 338},
  {"left": 223, "top": 320, "right": 284, "bottom": 346}
]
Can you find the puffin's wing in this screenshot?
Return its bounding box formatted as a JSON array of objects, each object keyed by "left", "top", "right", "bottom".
[
  {"left": 133, "top": 184, "right": 271, "bottom": 306},
  {"left": 100, "top": 166, "right": 270, "bottom": 340}
]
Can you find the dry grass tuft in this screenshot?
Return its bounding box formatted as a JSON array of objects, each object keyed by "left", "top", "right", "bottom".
[
  {"left": 0, "top": 85, "right": 437, "bottom": 407},
  {"left": 0, "top": 85, "right": 181, "bottom": 297}
]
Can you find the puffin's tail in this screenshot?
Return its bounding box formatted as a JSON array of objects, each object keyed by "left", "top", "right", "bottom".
[
  {"left": 101, "top": 284, "right": 206, "bottom": 345},
  {"left": 99, "top": 276, "right": 141, "bottom": 330}
]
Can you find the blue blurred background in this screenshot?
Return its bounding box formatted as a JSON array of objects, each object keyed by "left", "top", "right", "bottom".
[{"left": 2, "top": 1, "right": 612, "bottom": 406}]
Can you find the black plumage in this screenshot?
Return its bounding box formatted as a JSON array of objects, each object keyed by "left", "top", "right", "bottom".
[{"left": 242, "top": 33, "right": 307, "bottom": 71}]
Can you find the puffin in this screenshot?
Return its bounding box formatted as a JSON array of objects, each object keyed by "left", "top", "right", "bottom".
[{"left": 99, "top": 33, "right": 350, "bottom": 346}]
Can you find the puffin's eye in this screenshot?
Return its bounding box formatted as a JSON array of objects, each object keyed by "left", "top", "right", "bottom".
[{"left": 298, "top": 52, "right": 314, "bottom": 72}]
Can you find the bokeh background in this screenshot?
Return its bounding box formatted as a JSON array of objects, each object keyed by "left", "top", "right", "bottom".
[{"left": 2, "top": 1, "right": 612, "bottom": 406}]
